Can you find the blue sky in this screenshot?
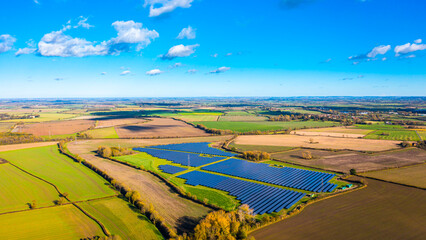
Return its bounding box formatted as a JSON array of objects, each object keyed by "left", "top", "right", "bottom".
[{"left": 0, "top": 0, "right": 425, "bottom": 98}]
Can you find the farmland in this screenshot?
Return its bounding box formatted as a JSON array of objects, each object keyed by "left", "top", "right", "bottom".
[
  {"left": 228, "top": 142, "right": 294, "bottom": 153},
  {"left": 364, "top": 129, "right": 420, "bottom": 141},
  {"left": 0, "top": 112, "right": 78, "bottom": 123},
  {"left": 115, "top": 118, "right": 209, "bottom": 138},
  {"left": 84, "top": 127, "right": 119, "bottom": 139},
  {"left": 0, "top": 145, "right": 116, "bottom": 201},
  {"left": 14, "top": 120, "right": 94, "bottom": 136},
  {"left": 293, "top": 126, "right": 374, "bottom": 138},
  {"left": 193, "top": 120, "right": 339, "bottom": 133},
  {"left": 0, "top": 205, "right": 105, "bottom": 240},
  {"left": 250, "top": 177, "right": 426, "bottom": 240},
  {"left": 271, "top": 148, "right": 426, "bottom": 172},
  {"left": 362, "top": 163, "right": 426, "bottom": 188},
  {"left": 0, "top": 122, "right": 14, "bottom": 132},
  {"left": 234, "top": 134, "right": 401, "bottom": 151}
]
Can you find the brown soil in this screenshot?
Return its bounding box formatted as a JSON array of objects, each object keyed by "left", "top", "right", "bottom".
[
  {"left": 95, "top": 118, "right": 146, "bottom": 128},
  {"left": 251, "top": 177, "right": 426, "bottom": 240},
  {"left": 273, "top": 148, "right": 426, "bottom": 173},
  {"left": 115, "top": 118, "right": 209, "bottom": 138},
  {"left": 0, "top": 142, "right": 58, "bottom": 152},
  {"left": 0, "top": 158, "right": 8, "bottom": 164},
  {"left": 17, "top": 120, "right": 94, "bottom": 136},
  {"left": 235, "top": 135, "right": 401, "bottom": 152},
  {"left": 67, "top": 140, "right": 212, "bottom": 233}
]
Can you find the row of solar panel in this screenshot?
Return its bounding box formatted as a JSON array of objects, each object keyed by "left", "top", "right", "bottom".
[
  {"left": 202, "top": 158, "right": 337, "bottom": 192},
  {"left": 178, "top": 170, "right": 305, "bottom": 215},
  {"left": 149, "top": 142, "right": 237, "bottom": 157},
  {"left": 134, "top": 148, "right": 226, "bottom": 167},
  {"left": 158, "top": 164, "right": 188, "bottom": 174}
]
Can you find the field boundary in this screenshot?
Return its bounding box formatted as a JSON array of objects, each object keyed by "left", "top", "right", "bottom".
[
  {"left": 358, "top": 169, "right": 426, "bottom": 190},
  {"left": 6, "top": 158, "right": 111, "bottom": 237},
  {"left": 247, "top": 176, "right": 367, "bottom": 234}
]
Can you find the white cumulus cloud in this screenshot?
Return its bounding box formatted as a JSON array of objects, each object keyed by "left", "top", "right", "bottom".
[
  {"left": 144, "top": 0, "right": 193, "bottom": 17},
  {"left": 161, "top": 44, "right": 199, "bottom": 60},
  {"left": 177, "top": 26, "right": 196, "bottom": 39},
  {"left": 394, "top": 40, "right": 426, "bottom": 56},
  {"left": 209, "top": 66, "right": 230, "bottom": 74},
  {"left": 0, "top": 34, "right": 16, "bottom": 54},
  {"left": 108, "top": 20, "right": 159, "bottom": 52},
  {"left": 367, "top": 45, "right": 391, "bottom": 58},
  {"left": 146, "top": 69, "right": 163, "bottom": 76},
  {"left": 414, "top": 39, "right": 422, "bottom": 44}
]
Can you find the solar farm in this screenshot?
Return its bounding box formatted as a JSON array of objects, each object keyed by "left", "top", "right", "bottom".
[{"left": 135, "top": 142, "right": 339, "bottom": 215}]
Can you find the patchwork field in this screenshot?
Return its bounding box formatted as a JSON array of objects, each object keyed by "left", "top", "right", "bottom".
[
  {"left": 218, "top": 115, "right": 268, "bottom": 122},
  {"left": 364, "top": 129, "right": 420, "bottom": 141},
  {"left": 0, "top": 205, "right": 105, "bottom": 240},
  {"left": 0, "top": 163, "right": 59, "bottom": 213},
  {"left": 0, "top": 122, "right": 14, "bottom": 132},
  {"left": 0, "top": 112, "right": 78, "bottom": 123},
  {"left": 362, "top": 163, "right": 426, "bottom": 188},
  {"left": 95, "top": 118, "right": 146, "bottom": 128},
  {"left": 84, "top": 127, "right": 119, "bottom": 139},
  {"left": 67, "top": 140, "right": 212, "bottom": 233},
  {"left": 79, "top": 198, "right": 163, "bottom": 240},
  {"left": 115, "top": 118, "right": 209, "bottom": 138},
  {"left": 235, "top": 134, "right": 401, "bottom": 151},
  {"left": 0, "top": 145, "right": 116, "bottom": 201},
  {"left": 193, "top": 121, "right": 339, "bottom": 133},
  {"left": 293, "top": 126, "right": 374, "bottom": 138},
  {"left": 272, "top": 148, "right": 426, "bottom": 173},
  {"left": 251, "top": 177, "right": 426, "bottom": 240},
  {"left": 15, "top": 120, "right": 94, "bottom": 136}
]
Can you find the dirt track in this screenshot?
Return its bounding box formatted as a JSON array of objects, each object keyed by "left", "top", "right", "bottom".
[
  {"left": 68, "top": 140, "right": 211, "bottom": 233},
  {"left": 251, "top": 177, "right": 426, "bottom": 240}
]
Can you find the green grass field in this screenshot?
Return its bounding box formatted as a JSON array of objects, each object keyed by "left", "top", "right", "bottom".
[
  {"left": 174, "top": 115, "right": 219, "bottom": 122},
  {"left": 355, "top": 123, "right": 405, "bottom": 130},
  {"left": 416, "top": 130, "right": 426, "bottom": 141},
  {"left": 114, "top": 153, "right": 238, "bottom": 210},
  {"left": 0, "top": 146, "right": 116, "bottom": 201},
  {"left": 0, "top": 113, "right": 78, "bottom": 123},
  {"left": 218, "top": 115, "right": 268, "bottom": 122},
  {"left": 84, "top": 127, "right": 119, "bottom": 139},
  {"left": 79, "top": 198, "right": 163, "bottom": 240},
  {"left": 0, "top": 163, "right": 59, "bottom": 213},
  {"left": 0, "top": 205, "right": 105, "bottom": 240},
  {"left": 364, "top": 130, "right": 420, "bottom": 141},
  {"left": 193, "top": 120, "right": 339, "bottom": 133}
]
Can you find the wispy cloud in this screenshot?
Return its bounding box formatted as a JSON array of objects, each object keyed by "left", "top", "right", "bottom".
[
  {"left": 120, "top": 70, "right": 131, "bottom": 76},
  {"left": 144, "top": 0, "right": 193, "bottom": 17},
  {"left": 349, "top": 44, "right": 391, "bottom": 62},
  {"left": 209, "top": 66, "right": 230, "bottom": 74},
  {"left": 187, "top": 69, "right": 197, "bottom": 74},
  {"left": 0, "top": 34, "right": 16, "bottom": 54},
  {"left": 34, "top": 0, "right": 40, "bottom": 4},
  {"left": 54, "top": 77, "right": 64, "bottom": 81},
  {"left": 146, "top": 69, "right": 163, "bottom": 76},
  {"left": 169, "top": 62, "right": 183, "bottom": 68},
  {"left": 100, "top": 72, "right": 107, "bottom": 75},
  {"left": 177, "top": 26, "right": 196, "bottom": 39},
  {"left": 160, "top": 44, "right": 199, "bottom": 60}
]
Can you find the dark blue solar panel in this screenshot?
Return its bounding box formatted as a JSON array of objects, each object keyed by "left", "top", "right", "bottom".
[
  {"left": 159, "top": 164, "right": 187, "bottom": 174},
  {"left": 149, "top": 142, "right": 237, "bottom": 157},
  {"left": 134, "top": 148, "right": 226, "bottom": 167},
  {"left": 177, "top": 170, "right": 305, "bottom": 214},
  {"left": 201, "top": 158, "right": 336, "bottom": 192}
]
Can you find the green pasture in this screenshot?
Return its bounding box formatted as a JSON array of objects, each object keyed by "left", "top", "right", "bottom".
[
  {"left": 218, "top": 115, "right": 268, "bottom": 122},
  {"left": 79, "top": 198, "right": 163, "bottom": 240},
  {"left": 0, "top": 163, "right": 59, "bottom": 213},
  {"left": 0, "top": 204, "right": 105, "bottom": 240},
  {"left": 84, "top": 127, "right": 119, "bottom": 139},
  {"left": 174, "top": 115, "right": 219, "bottom": 122},
  {"left": 193, "top": 120, "right": 339, "bottom": 133},
  {"left": 364, "top": 130, "right": 420, "bottom": 141},
  {"left": 0, "top": 113, "right": 78, "bottom": 123},
  {"left": 0, "top": 146, "right": 116, "bottom": 201},
  {"left": 355, "top": 123, "right": 405, "bottom": 130}
]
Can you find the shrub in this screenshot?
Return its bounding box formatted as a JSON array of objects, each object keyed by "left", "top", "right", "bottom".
[{"left": 350, "top": 168, "right": 357, "bottom": 175}]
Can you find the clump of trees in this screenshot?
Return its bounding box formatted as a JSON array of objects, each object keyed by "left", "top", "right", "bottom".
[
  {"left": 0, "top": 133, "right": 44, "bottom": 145},
  {"left": 301, "top": 151, "right": 313, "bottom": 160},
  {"left": 97, "top": 146, "right": 134, "bottom": 158},
  {"left": 350, "top": 168, "right": 357, "bottom": 175},
  {"left": 241, "top": 151, "right": 270, "bottom": 161},
  {"left": 171, "top": 204, "right": 255, "bottom": 240}
]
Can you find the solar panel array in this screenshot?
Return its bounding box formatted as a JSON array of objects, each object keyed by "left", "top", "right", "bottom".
[
  {"left": 178, "top": 171, "right": 305, "bottom": 214},
  {"left": 159, "top": 164, "right": 187, "bottom": 174},
  {"left": 149, "top": 142, "right": 237, "bottom": 157},
  {"left": 202, "top": 158, "right": 336, "bottom": 192},
  {"left": 134, "top": 148, "right": 225, "bottom": 167}
]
